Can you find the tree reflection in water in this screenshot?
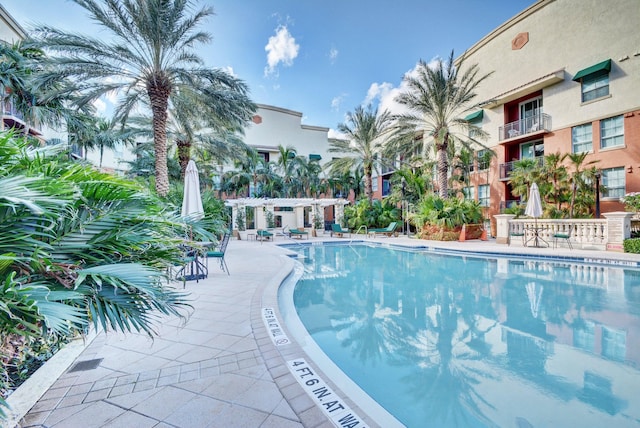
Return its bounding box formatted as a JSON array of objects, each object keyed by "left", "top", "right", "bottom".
[{"left": 292, "top": 245, "right": 640, "bottom": 428}]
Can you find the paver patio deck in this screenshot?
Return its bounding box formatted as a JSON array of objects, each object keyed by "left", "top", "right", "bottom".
[{"left": 10, "top": 234, "right": 639, "bottom": 428}]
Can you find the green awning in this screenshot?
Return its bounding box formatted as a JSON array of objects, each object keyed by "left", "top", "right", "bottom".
[
  {"left": 572, "top": 59, "right": 611, "bottom": 81},
  {"left": 464, "top": 110, "right": 484, "bottom": 122},
  {"left": 309, "top": 154, "right": 322, "bottom": 161}
]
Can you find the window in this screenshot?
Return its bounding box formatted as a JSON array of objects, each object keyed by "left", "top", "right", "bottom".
[
  {"left": 258, "top": 151, "right": 270, "bottom": 162},
  {"left": 572, "top": 124, "right": 592, "bottom": 153},
  {"left": 372, "top": 177, "right": 378, "bottom": 192},
  {"left": 521, "top": 141, "right": 544, "bottom": 159},
  {"left": 582, "top": 71, "right": 609, "bottom": 102},
  {"left": 463, "top": 186, "right": 475, "bottom": 201},
  {"left": 601, "top": 167, "right": 625, "bottom": 199},
  {"left": 602, "top": 327, "right": 626, "bottom": 361},
  {"left": 600, "top": 115, "right": 624, "bottom": 149},
  {"left": 477, "top": 149, "right": 491, "bottom": 170},
  {"left": 478, "top": 185, "right": 490, "bottom": 207}
]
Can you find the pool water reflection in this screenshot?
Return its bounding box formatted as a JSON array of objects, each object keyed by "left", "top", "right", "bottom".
[{"left": 287, "top": 244, "right": 640, "bottom": 428}]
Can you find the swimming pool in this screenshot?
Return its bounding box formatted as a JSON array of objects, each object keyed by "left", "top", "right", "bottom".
[{"left": 279, "top": 243, "right": 640, "bottom": 428}]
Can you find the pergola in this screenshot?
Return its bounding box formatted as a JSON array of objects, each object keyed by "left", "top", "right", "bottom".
[{"left": 224, "top": 197, "right": 350, "bottom": 232}]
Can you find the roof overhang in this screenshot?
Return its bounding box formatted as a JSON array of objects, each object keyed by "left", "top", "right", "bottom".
[{"left": 479, "top": 69, "right": 565, "bottom": 108}]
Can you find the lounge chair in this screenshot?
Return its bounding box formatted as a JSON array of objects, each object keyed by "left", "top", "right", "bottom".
[
  {"left": 369, "top": 222, "right": 399, "bottom": 238},
  {"left": 206, "top": 232, "right": 230, "bottom": 275},
  {"left": 289, "top": 228, "right": 309, "bottom": 239},
  {"left": 257, "top": 229, "right": 274, "bottom": 242},
  {"left": 331, "top": 223, "right": 351, "bottom": 238}
]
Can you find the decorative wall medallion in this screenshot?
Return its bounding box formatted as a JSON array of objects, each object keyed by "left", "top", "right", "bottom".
[
  {"left": 252, "top": 115, "right": 262, "bottom": 124},
  {"left": 512, "top": 32, "right": 529, "bottom": 50}
]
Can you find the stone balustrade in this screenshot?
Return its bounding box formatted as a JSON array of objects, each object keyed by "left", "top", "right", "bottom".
[{"left": 494, "top": 212, "right": 634, "bottom": 252}]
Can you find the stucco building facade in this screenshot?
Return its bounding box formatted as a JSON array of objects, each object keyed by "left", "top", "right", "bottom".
[{"left": 448, "top": 0, "right": 640, "bottom": 229}]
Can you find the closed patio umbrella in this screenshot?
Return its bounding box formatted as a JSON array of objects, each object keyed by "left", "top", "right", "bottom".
[
  {"left": 524, "top": 182, "right": 544, "bottom": 246},
  {"left": 180, "top": 160, "right": 206, "bottom": 281},
  {"left": 181, "top": 160, "right": 204, "bottom": 221}
]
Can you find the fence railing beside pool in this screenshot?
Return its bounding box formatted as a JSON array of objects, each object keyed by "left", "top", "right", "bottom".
[{"left": 494, "top": 212, "right": 635, "bottom": 252}]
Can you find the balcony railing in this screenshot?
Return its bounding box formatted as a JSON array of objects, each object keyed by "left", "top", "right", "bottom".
[
  {"left": 499, "top": 156, "right": 544, "bottom": 180},
  {"left": 499, "top": 113, "right": 551, "bottom": 141}
]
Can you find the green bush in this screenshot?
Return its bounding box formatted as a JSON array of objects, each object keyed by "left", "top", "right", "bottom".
[
  {"left": 412, "top": 194, "right": 484, "bottom": 230},
  {"left": 344, "top": 198, "right": 400, "bottom": 231},
  {"left": 623, "top": 238, "right": 640, "bottom": 253}
]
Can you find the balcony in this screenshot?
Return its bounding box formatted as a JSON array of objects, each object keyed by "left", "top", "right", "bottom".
[
  {"left": 499, "top": 156, "right": 544, "bottom": 181},
  {"left": 499, "top": 113, "right": 551, "bottom": 141}
]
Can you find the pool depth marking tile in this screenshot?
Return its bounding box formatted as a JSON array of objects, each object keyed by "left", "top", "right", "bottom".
[
  {"left": 288, "top": 358, "right": 369, "bottom": 428},
  {"left": 263, "top": 307, "right": 291, "bottom": 346}
]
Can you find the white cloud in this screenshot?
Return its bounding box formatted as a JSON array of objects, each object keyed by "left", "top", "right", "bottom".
[
  {"left": 328, "top": 128, "right": 347, "bottom": 140},
  {"left": 329, "top": 47, "right": 338, "bottom": 63},
  {"left": 264, "top": 25, "right": 299, "bottom": 76},
  {"left": 331, "top": 94, "right": 347, "bottom": 112},
  {"left": 93, "top": 98, "right": 107, "bottom": 113},
  {"left": 221, "top": 66, "right": 236, "bottom": 77}
]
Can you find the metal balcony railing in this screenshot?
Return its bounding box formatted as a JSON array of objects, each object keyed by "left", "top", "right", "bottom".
[
  {"left": 499, "top": 156, "right": 544, "bottom": 180},
  {"left": 499, "top": 113, "right": 551, "bottom": 141}
]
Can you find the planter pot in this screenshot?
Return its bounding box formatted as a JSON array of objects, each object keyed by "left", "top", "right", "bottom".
[{"left": 420, "top": 224, "right": 461, "bottom": 241}]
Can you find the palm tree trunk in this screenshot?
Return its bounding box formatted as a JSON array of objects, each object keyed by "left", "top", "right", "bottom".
[
  {"left": 147, "top": 79, "right": 171, "bottom": 197},
  {"left": 437, "top": 146, "right": 449, "bottom": 199},
  {"left": 177, "top": 139, "right": 190, "bottom": 179}
]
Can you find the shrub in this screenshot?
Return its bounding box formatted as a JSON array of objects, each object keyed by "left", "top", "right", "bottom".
[
  {"left": 621, "top": 193, "right": 640, "bottom": 213},
  {"left": 623, "top": 238, "right": 640, "bottom": 253}
]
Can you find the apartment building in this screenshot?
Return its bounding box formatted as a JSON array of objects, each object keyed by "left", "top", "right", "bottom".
[
  {"left": 453, "top": 0, "right": 639, "bottom": 226},
  {"left": 0, "top": 4, "right": 45, "bottom": 141}
]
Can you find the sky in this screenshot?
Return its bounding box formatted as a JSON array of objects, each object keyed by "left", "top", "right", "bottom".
[{"left": 3, "top": 0, "right": 536, "bottom": 137}]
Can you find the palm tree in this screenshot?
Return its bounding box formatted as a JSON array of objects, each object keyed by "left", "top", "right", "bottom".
[
  {"left": 394, "top": 51, "right": 491, "bottom": 198},
  {"left": 327, "top": 105, "right": 394, "bottom": 202},
  {"left": 33, "top": 0, "right": 255, "bottom": 197},
  {"left": 275, "top": 145, "right": 299, "bottom": 197},
  {"left": 0, "top": 41, "right": 78, "bottom": 138}
]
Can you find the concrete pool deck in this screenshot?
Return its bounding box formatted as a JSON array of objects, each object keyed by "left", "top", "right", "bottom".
[{"left": 12, "top": 234, "right": 639, "bottom": 428}]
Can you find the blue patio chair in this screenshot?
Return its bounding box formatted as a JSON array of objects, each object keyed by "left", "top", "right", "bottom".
[
  {"left": 206, "top": 232, "right": 231, "bottom": 275},
  {"left": 289, "top": 228, "right": 309, "bottom": 239},
  {"left": 331, "top": 223, "right": 351, "bottom": 238},
  {"left": 369, "top": 222, "right": 399, "bottom": 238}
]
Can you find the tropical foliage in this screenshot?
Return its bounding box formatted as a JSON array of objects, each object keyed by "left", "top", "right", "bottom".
[
  {"left": 327, "top": 105, "right": 395, "bottom": 201},
  {"left": 0, "top": 132, "right": 197, "bottom": 412},
  {"left": 393, "top": 51, "right": 491, "bottom": 199},
  {"left": 343, "top": 198, "right": 401, "bottom": 231},
  {"left": 507, "top": 152, "right": 599, "bottom": 218},
  {"left": 412, "top": 194, "right": 484, "bottom": 240},
  {"left": 32, "top": 0, "right": 256, "bottom": 197}
]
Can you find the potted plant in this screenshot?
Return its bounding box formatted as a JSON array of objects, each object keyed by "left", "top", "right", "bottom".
[
  {"left": 235, "top": 209, "right": 246, "bottom": 240},
  {"left": 312, "top": 212, "right": 323, "bottom": 237}
]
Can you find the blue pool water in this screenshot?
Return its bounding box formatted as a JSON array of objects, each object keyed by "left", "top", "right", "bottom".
[{"left": 282, "top": 243, "right": 640, "bottom": 428}]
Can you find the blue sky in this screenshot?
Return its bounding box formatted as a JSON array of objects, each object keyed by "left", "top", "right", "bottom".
[{"left": 3, "top": 0, "right": 536, "bottom": 136}]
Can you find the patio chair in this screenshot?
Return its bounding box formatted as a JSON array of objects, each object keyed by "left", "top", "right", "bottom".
[
  {"left": 369, "top": 222, "right": 399, "bottom": 238},
  {"left": 508, "top": 227, "right": 525, "bottom": 246},
  {"left": 552, "top": 226, "right": 573, "bottom": 250},
  {"left": 289, "top": 228, "right": 309, "bottom": 239},
  {"left": 331, "top": 223, "right": 351, "bottom": 238},
  {"left": 257, "top": 229, "right": 274, "bottom": 242},
  {"left": 206, "top": 232, "right": 230, "bottom": 275}
]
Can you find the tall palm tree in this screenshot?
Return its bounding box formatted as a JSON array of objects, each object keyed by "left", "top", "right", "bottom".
[
  {"left": 394, "top": 51, "right": 491, "bottom": 198},
  {"left": 275, "top": 145, "right": 300, "bottom": 197},
  {"left": 33, "top": 0, "right": 255, "bottom": 197},
  {"left": 327, "top": 105, "right": 394, "bottom": 202}
]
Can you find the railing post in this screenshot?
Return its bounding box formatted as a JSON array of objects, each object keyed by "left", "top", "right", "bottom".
[
  {"left": 602, "top": 212, "right": 633, "bottom": 252},
  {"left": 494, "top": 214, "right": 516, "bottom": 244}
]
